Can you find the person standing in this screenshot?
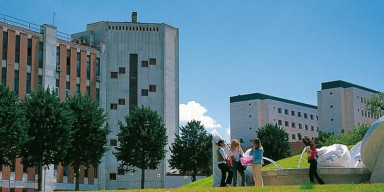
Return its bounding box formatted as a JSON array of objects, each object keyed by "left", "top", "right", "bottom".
[
  {"left": 227, "top": 139, "right": 246, "bottom": 186},
  {"left": 216, "top": 140, "right": 233, "bottom": 187},
  {"left": 249, "top": 138, "right": 263, "bottom": 186},
  {"left": 302, "top": 136, "right": 325, "bottom": 185}
]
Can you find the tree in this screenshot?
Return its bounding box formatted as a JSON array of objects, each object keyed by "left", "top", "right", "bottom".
[
  {"left": 114, "top": 106, "right": 168, "bottom": 189},
  {"left": 316, "top": 125, "right": 369, "bottom": 147},
  {"left": 169, "top": 120, "right": 212, "bottom": 182},
  {"left": 0, "top": 85, "right": 27, "bottom": 167},
  {"left": 20, "top": 87, "right": 74, "bottom": 191},
  {"left": 256, "top": 123, "right": 290, "bottom": 161},
  {"left": 65, "top": 94, "right": 110, "bottom": 191},
  {"left": 366, "top": 93, "right": 384, "bottom": 116}
]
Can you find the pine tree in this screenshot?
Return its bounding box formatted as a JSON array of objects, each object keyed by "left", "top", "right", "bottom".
[
  {"left": 0, "top": 85, "right": 27, "bottom": 167},
  {"left": 20, "top": 87, "right": 74, "bottom": 191},
  {"left": 114, "top": 106, "right": 167, "bottom": 189},
  {"left": 65, "top": 94, "right": 110, "bottom": 191},
  {"left": 169, "top": 120, "right": 212, "bottom": 182},
  {"left": 256, "top": 123, "right": 291, "bottom": 161}
]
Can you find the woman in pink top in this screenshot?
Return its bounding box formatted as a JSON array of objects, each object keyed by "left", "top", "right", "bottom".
[{"left": 303, "top": 136, "right": 325, "bottom": 184}]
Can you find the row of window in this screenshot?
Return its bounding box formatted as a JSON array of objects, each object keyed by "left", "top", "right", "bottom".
[
  {"left": 277, "top": 107, "right": 318, "bottom": 121},
  {"left": 292, "top": 133, "right": 303, "bottom": 140},
  {"left": 109, "top": 85, "right": 156, "bottom": 110},
  {"left": 110, "top": 59, "right": 156, "bottom": 78},
  {"left": 58, "top": 47, "right": 100, "bottom": 79},
  {"left": 2, "top": 32, "right": 43, "bottom": 67},
  {"left": 108, "top": 25, "right": 159, "bottom": 32},
  {"left": 360, "top": 109, "right": 381, "bottom": 119},
  {"left": 277, "top": 120, "right": 318, "bottom": 132}
]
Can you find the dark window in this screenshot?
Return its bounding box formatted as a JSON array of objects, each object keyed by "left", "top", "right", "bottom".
[
  {"left": 129, "top": 54, "right": 138, "bottom": 112},
  {"left": 304, "top": 113, "right": 308, "bottom": 119},
  {"left": 76, "top": 52, "right": 80, "bottom": 77},
  {"left": 277, "top": 108, "right": 282, "bottom": 113},
  {"left": 118, "top": 168, "right": 124, "bottom": 175},
  {"left": 84, "top": 166, "right": 88, "bottom": 178},
  {"left": 96, "top": 88, "right": 100, "bottom": 103},
  {"left": 110, "top": 139, "right": 117, "bottom": 146},
  {"left": 110, "top": 103, "right": 117, "bottom": 110},
  {"left": 292, "top": 134, "right": 296, "bottom": 140},
  {"left": 298, "top": 124, "right": 302, "bottom": 129},
  {"left": 76, "top": 84, "right": 80, "bottom": 94},
  {"left": 298, "top": 112, "right": 301, "bottom": 117},
  {"left": 86, "top": 86, "right": 90, "bottom": 96},
  {"left": 66, "top": 49, "right": 71, "bottom": 75},
  {"left": 27, "top": 39, "right": 32, "bottom": 65},
  {"left": 118, "top": 99, "right": 125, "bottom": 105},
  {"left": 111, "top": 72, "right": 118, "bottom": 78},
  {"left": 94, "top": 166, "right": 98, "bottom": 178},
  {"left": 38, "top": 42, "right": 43, "bottom": 68},
  {"left": 291, "top": 122, "right": 295, "bottom": 128},
  {"left": 15, "top": 35, "right": 20, "bottom": 62},
  {"left": 66, "top": 82, "right": 70, "bottom": 98},
  {"left": 141, "top": 89, "right": 148, "bottom": 96},
  {"left": 38, "top": 75, "right": 42, "bottom": 88},
  {"left": 2, "top": 32, "right": 7, "bottom": 60},
  {"left": 1, "top": 68, "right": 6, "bottom": 85},
  {"left": 96, "top": 58, "right": 100, "bottom": 76},
  {"left": 285, "top": 121, "right": 289, "bottom": 126},
  {"left": 305, "top": 125, "right": 308, "bottom": 130},
  {"left": 149, "top": 58, "right": 156, "bottom": 65},
  {"left": 86, "top": 55, "right": 90, "bottom": 79},
  {"left": 149, "top": 85, "right": 156, "bottom": 92},
  {"left": 141, "top": 61, "right": 148, "bottom": 67},
  {"left": 311, "top": 126, "right": 314, "bottom": 131},
  {"left": 63, "top": 166, "right": 69, "bottom": 176},
  {"left": 56, "top": 47, "right": 60, "bottom": 66},
  {"left": 291, "top": 111, "right": 295, "bottom": 116},
  {"left": 298, "top": 133, "right": 302, "bottom": 140},
  {"left": 119, "top": 67, "right": 126, "bottom": 74},
  {"left": 278, "top": 120, "right": 282, "bottom": 125},
  {"left": 284, "top": 109, "right": 288, "bottom": 115},
  {"left": 310, "top": 114, "right": 314, "bottom": 120},
  {"left": 239, "top": 139, "right": 243, "bottom": 143},
  {"left": 110, "top": 173, "right": 116, "bottom": 180},
  {"left": 10, "top": 159, "right": 16, "bottom": 172}
]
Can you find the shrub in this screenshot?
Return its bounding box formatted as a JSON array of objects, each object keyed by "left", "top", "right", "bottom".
[{"left": 256, "top": 123, "right": 291, "bottom": 161}]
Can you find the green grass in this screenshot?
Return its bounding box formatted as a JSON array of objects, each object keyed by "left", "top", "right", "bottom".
[{"left": 262, "top": 153, "right": 309, "bottom": 170}]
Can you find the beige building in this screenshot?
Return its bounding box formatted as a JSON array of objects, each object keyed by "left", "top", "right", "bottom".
[
  {"left": 230, "top": 93, "right": 319, "bottom": 147},
  {"left": 317, "top": 80, "right": 381, "bottom": 135}
]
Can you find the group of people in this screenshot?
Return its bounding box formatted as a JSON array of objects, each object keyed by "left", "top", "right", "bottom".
[
  {"left": 216, "top": 136, "right": 325, "bottom": 187},
  {"left": 216, "top": 138, "right": 264, "bottom": 187}
]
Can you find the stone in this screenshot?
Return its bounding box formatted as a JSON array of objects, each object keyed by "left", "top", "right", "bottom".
[{"left": 361, "top": 116, "right": 384, "bottom": 183}]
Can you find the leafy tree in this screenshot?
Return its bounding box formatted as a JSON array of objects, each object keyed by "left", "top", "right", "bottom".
[
  {"left": 65, "top": 94, "right": 110, "bottom": 191},
  {"left": 316, "top": 125, "right": 369, "bottom": 147},
  {"left": 0, "top": 85, "right": 27, "bottom": 167},
  {"left": 169, "top": 120, "right": 212, "bottom": 182},
  {"left": 366, "top": 93, "right": 384, "bottom": 116},
  {"left": 114, "top": 106, "right": 168, "bottom": 189},
  {"left": 315, "top": 131, "right": 335, "bottom": 148},
  {"left": 20, "top": 87, "right": 74, "bottom": 191},
  {"left": 256, "top": 123, "right": 290, "bottom": 161}
]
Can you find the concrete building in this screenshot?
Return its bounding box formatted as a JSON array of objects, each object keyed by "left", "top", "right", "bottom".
[
  {"left": 230, "top": 93, "right": 319, "bottom": 147},
  {"left": 317, "top": 80, "right": 381, "bottom": 135},
  {"left": 0, "top": 12, "right": 178, "bottom": 191}
]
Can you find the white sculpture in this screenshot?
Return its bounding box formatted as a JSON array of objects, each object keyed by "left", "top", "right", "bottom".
[
  {"left": 345, "top": 141, "right": 365, "bottom": 168},
  {"left": 317, "top": 144, "right": 351, "bottom": 167}
]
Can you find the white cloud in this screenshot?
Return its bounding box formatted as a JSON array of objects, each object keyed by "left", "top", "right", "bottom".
[{"left": 179, "top": 101, "right": 222, "bottom": 129}]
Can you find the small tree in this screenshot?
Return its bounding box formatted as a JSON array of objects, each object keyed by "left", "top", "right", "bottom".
[
  {"left": 20, "top": 87, "right": 74, "bottom": 191},
  {"left": 366, "top": 93, "right": 384, "bottom": 116},
  {"left": 256, "top": 123, "right": 290, "bottom": 161},
  {"left": 169, "top": 120, "right": 212, "bottom": 182},
  {"left": 114, "top": 106, "right": 167, "bottom": 189},
  {"left": 65, "top": 94, "right": 110, "bottom": 191},
  {"left": 0, "top": 85, "right": 27, "bottom": 167}
]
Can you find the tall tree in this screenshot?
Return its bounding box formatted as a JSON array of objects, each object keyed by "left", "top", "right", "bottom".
[
  {"left": 366, "top": 93, "right": 384, "bottom": 116},
  {"left": 0, "top": 85, "right": 27, "bottom": 167},
  {"left": 20, "top": 87, "right": 74, "bottom": 191},
  {"left": 169, "top": 120, "right": 212, "bottom": 182},
  {"left": 65, "top": 94, "right": 110, "bottom": 191},
  {"left": 114, "top": 106, "right": 167, "bottom": 189},
  {"left": 256, "top": 123, "right": 291, "bottom": 161}
]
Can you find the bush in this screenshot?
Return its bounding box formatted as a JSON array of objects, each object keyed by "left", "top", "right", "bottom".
[
  {"left": 256, "top": 123, "right": 291, "bottom": 161},
  {"left": 316, "top": 125, "right": 369, "bottom": 147}
]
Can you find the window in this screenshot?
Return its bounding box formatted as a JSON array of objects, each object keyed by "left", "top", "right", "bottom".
[
  {"left": 285, "top": 121, "right": 289, "bottom": 126},
  {"left": 141, "top": 89, "right": 148, "bottom": 96},
  {"left": 291, "top": 111, "right": 295, "bottom": 116},
  {"left": 110, "top": 103, "right": 117, "bottom": 110},
  {"left": 96, "top": 58, "right": 100, "bottom": 76},
  {"left": 14, "top": 71, "right": 19, "bottom": 95},
  {"left": 142, "top": 61, "right": 148, "bottom": 67},
  {"left": 96, "top": 88, "right": 100, "bottom": 103},
  {"left": 66, "top": 82, "right": 70, "bottom": 98},
  {"left": 110, "top": 139, "right": 117, "bottom": 146},
  {"left": 365, "top": 111, "right": 367, "bottom": 117},
  {"left": 278, "top": 120, "right": 282, "bottom": 125},
  {"left": 316, "top": 116, "right": 318, "bottom": 121},
  {"left": 330, "top": 92, "right": 332, "bottom": 95},
  {"left": 310, "top": 114, "right": 314, "bottom": 120},
  {"left": 311, "top": 126, "right": 314, "bottom": 131},
  {"left": 2, "top": 32, "right": 7, "bottom": 60},
  {"left": 361, "top": 97, "right": 364, "bottom": 103},
  {"left": 291, "top": 122, "right": 295, "bottom": 128},
  {"left": 298, "top": 124, "right": 302, "bottom": 129},
  {"left": 94, "top": 166, "right": 98, "bottom": 178},
  {"left": 84, "top": 166, "right": 88, "bottom": 178},
  {"left": 38, "top": 42, "right": 43, "bottom": 68},
  {"left": 277, "top": 108, "right": 282, "bottom": 113},
  {"left": 63, "top": 166, "right": 69, "bottom": 176},
  {"left": 118, "top": 168, "right": 125, "bottom": 175},
  {"left": 149, "top": 85, "right": 156, "bottom": 92},
  {"left": 76, "top": 52, "right": 80, "bottom": 77},
  {"left": 298, "top": 112, "right": 301, "bottom": 117},
  {"left": 111, "top": 72, "right": 118, "bottom": 78},
  {"left": 56, "top": 47, "right": 60, "bottom": 66},
  {"left": 26, "top": 73, "right": 31, "bottom": 94},
  {"left": 118, "top": 99, "right": 125, "bottom": 105},
  {"left": 86, "top": 56, "right": 90, "bottom": 79},
  {"left": 149, "top": 58, "right": 156, "bottom": 65},
  {"left": 298, "top": 133, "right": 302, "bottom": 140},
  {"left": 15, "top": 35, "right": 20, "bottom": 62},
  {"left": 27, "top": 39, "right": 32, "bottom": 65},
  {"left": 110, "top": 173, "right": 117, "bottom": 180},
  {"left": 38, "top": 75, "right": 42, "bottom": 88},
  {"left": 119, "top": 67, "right": 126, "bottom": 74},
  {"left": 305, "top": 125, "right": 308, "bottom": 130},
  {"left": 304, "top": 113, "right": 308, "bottom": 119},
  {"left": 66, "top": 49, "right": 71, "bottom": 75},
  {"left": 76, "top": 84, "right": 80, "bottom": 94},
  {"left": 284, "top": 109, "right": 288, "bottom": 115},
  {"left": 239, "top": 139, "right": 243, "bottom": 143},
  {"left": 330, "top": 105, "right": 333, "bottom": 108},
  {"left": 292, "top": 134, "right": 296, "bottom": 140},
  {"left": 361, "top": 110, "right": 364, "bottom": 116}
]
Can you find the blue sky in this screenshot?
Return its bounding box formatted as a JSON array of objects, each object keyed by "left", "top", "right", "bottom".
[{"left": 2, "top": 1, "right": 384, "bottom": 141}]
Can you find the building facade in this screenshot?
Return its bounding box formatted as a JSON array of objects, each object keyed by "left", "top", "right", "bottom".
[
  {"left": 0, "top": 12, "right": 178, "bottom": 191},
  {"left": 317, "top": 80, "right": 381, "bottom": 135},
  {"left": 230, "top": 93, "right": 319, "bottom": 147}
]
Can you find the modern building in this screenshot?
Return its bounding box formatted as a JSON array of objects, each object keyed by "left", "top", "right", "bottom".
[
  {"left": 230, "top": 93, "right": 319, "bottom": 147},
  {"left": 0, "top": 12, "right": 178, "bottom": 191},
  {"left": 317, "top": 80, "right": 381, "bottom": 135}
]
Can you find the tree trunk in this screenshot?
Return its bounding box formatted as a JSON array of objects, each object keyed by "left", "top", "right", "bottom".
[
  {"left": 74, "top": 166, "right": 80, "bottom": 191},
  {"left": 192, "top": 171, "right": 197, "bottom": 182},
  {"left": 141, "top": 168, "right": 145, "bottom": 189},
  {"left": 37, "top": 161, "right": 42, "bottom": 191}
]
